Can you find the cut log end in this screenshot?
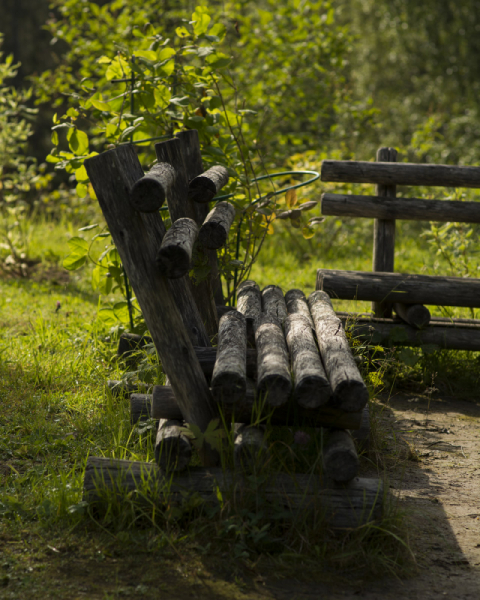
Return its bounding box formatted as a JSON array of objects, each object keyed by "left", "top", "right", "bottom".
[
  {"left": 333, "top": 380, "right": 369, "bottom": 413},
  {"left": 323, "top": 430, "right": 359, "bottom": 483},
  {"left": 257, "top": 376, "right": 292, "bottom": 407},
  {"left": 295, "top": 377, "right": 332, "bottom": 409},
  {"left": 129, "top": 163, "right": 176, "bottom": 213},
  {"left": 156, "top": 246, "right": 191, "bottom": 279},
  {"left": 212, "top": 375, "right": 247, "bottom": 404},
  {"left": 155, "top": 420, "right": 192, "bottom": 472}
]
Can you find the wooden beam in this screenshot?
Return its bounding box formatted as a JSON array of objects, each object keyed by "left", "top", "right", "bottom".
[
  {"left": 317, "top": 269, "right": 480, "bottom": 308},
  {"left": 321, "top": 193, "right": 480, "bottom": 223},
  {"left": 156, "top": 217, "right": 199, "bottom": 279},
  {"left": 189, "top": 165, "right": 229, "bottom": 203},
  {"left": 129, "top": 163, "right": 175, "bottom": 213},
  {"left": 85, "top": 145, "right": 218, "bottom": 466},
  {"left": 321, "top": 159, "right": 480, "bottom": 188},
  {"left": 84, "top": 457, "right": 384, "bottom": 528}
]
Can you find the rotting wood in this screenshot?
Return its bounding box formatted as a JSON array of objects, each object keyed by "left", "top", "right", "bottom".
[
  {"left": 285, "top": 288, "right": 314, "bottom": 329},
  {"left": 189, "top": 165, "right": 229, "bottom": 204},
  {"left": 83, "top": 457, "right": 384, "bottom": 528},
  {"left": 394, "top": 303, "right": 431, "bottom": 329},
  {"left": 323, "top": 429, "right": 359, "bottom": 483},
  {"left": 151, "top": 386, "right": 363, "bottom": 429},
  {"left": 372, "top": 147, "right": 397, "bottom": 318},
  {"left": 211, "top": 311, "right": 247, "bottom": 404},
  {"left": 321, "top": 193, "right": 480, "bottom": 224},
  {"left": 156, "top": 217, "right": 199, "bottom": 279},
  {"left": 321, "top": 159, "right": 480, "bottom": 188},
  {"left": 129, "top": 163, "right": 175, "bottom": 213},
  {"left": 155, "top": 418, "right": 192, "bottom": 472},
  {"left": 85, "top": 145, "right": 218, "bottom": 466},
  {"left": 233, "top": 424, "right": 268, "bottom": 471},
  {"left": 254, "top": 313, "right": 292, "bottom": 406},
  {"left": 316, "top": 269, "right": 480, "bottom": 308},
  {"left": 198, "top": 201, "right": 236, "bottom": 249},
  {"left": 285, "top": 314, "right": 331, "bottom": 409},
  {"left": 308, "top": 291, "right": 369, "bottom": 412},
  {"left": 155, "top": 135, "right": 218, "bottom": 337},
  {"left": 261, "top": 285, "right": 288, "bottom": 324}
]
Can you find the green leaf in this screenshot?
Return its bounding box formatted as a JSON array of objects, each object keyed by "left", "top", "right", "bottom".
[
  {"left": 75, "top": 165, "right": 88, "bottom": 183},
  {"left": 302, "top": 225, "right": 315, "bottom": 239},
  {"left": 76, "top": 183, "right": 88, "bottom": 198},
  {"left": 67, "top": 236, "right": 89, "bottom": 254},
  {"left": 67, "top": 128, "right": 89, "bottom": 155},
  {"left": 78, "top": 224, "right": 98, "bottom": 232},
  {"left": 51, "top": 130, "right": 59, "bottom": 146},
  {"left": 63, "top": 254, "right": 86, "bottom": 271},
  {"left": 97, "top": 56, "right": 112, "bottom": 64},
  {"left": 205, "top": 52, "right": 231, "bottom": 69},
  {"left": 192, "top": 11, "right": 211, "bottom": 36},
  {"left": 176, "top": 26, "right": 190, "bottom": 38}
]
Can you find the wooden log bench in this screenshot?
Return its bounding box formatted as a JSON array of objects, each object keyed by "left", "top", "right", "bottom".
[
  {"left": 84, "top": 132, "right": 381, "bottom": 527},
  {"left": 319, "top": 148, "right": 480, "bottom": 348}
]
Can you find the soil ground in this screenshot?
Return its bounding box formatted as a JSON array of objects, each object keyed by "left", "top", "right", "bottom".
[{"left": 1, "top": 392, "right": 479, "bottom": 599}]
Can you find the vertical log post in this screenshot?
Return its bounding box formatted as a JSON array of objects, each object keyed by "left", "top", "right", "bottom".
[
  {"left": 85, "top": 145, "right": 219, "bottom": 466},
  {"left": 372, "top": 147, "right": 397, "bottom": 318},
  {"left": 155, "top": 134, "right": 218, "bottom": 336}
]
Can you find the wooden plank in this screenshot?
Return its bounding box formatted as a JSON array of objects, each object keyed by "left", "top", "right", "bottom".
[
  {"left": 393, "top": 303, "right": 431, "bottom": 330},
  {"left": 85, "top": 145, "right": 218, "bottom": 466},
  {"left": 254, "top": 313, "right": 292, "bottom": 406},
  {"left": 372, "top": 147, "right": 397, "bottom": 318},
  {"left": 321, "top": 193, "right": 480, "bottom": 223},
  {"left": 211, "top": 311, "right": 247, "bottom": 404},
  {"left": 323, "top": 429, "right": 359, "bottom": 483},
  {"left": 150, "top": 385, "right": 364, "bottom": 429},
  {"left": 155, "top": 135, "right": 218, "bottom": 337},
  {"left": 129, "top": 163, "right": 175, "bottom": 213},
  {"left": 156, "top": 217, "right": 199, "bottom": 279},
  {"left": 321, "top": 159, "right": 480, "bottom": 188},
  {"left": 84, "top": 457, "right": 384, "bottom": 528},
  {"left": 189, "top": 165, "right": 229, "bottom": 203},
  {"left": 317, "top": 269, "right": 480, "bottom": 308},
  {"left": 308, "top": 291, "right": 369, "bottom": 413},
  {"left": 198, "top": 201, "right": 236, "bottom": 249},
  {"left": 285, "top": 314, "right": 331, "bottom": 408}
]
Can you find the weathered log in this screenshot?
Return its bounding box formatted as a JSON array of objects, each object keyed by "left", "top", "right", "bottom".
[
  {"left": 308, "top": 291, "right": 369, "bottom": 412},
  {"left": 233, "top": 424, "right": 268, "bottom": 470},
  {"left": 130, "top": 393, "right": 152, "bottom": 424},
  {"left": 261, "top": 285, "right": 288, "bottom": 324},
  {"left": 195, "top": 345, "right": 256, "bottom": 379},
  {"left": 372, "top": 147, "right": 397, "bottom": 318},
  {"left": 321, "top": 159, "right": 480, "bottom": 188},
  {"left": 129, "top": 163, "right": 175, "bottom": 213},
  {"left": 156, "top": 217, "right": 199, "bottom": 279},
  {"left": 347, "top": 318, "right": 480, "bottom": 351},
  {"left": 254, "top": 313, "right": 292, "bottom": 406},
  {"left": 393, "top": 303, "right": 431, "bottom": 329},
  {"left": 285, "top": 289, "right": 314, "bottom": 329},
  {"left": 350, "top": 404, "right": 370, "bottom": 452},
  {"left": 323, "top": 429, "right": 359, "bottom": 483},
  {"left": 151, "top": 386, "right": 364, "bottom": 429},
  {"left": 84, "top": 457, "right": 384, "bottom": 528},
  {"left": 156, "top": 135, "right": 218, "bottom": 337},
  {"left": 198, "top": 201, "right": 236, "bottom": 249},
  {"left": 321, "top": 192, "right": 480, "bottom": 224},
  {"left": 85, "top": 145, "right": 218, "bottom": 466},
  {"left": 316, "top": 269, "right": 480, "bottom": 308},
  {"left": 216, "top": 304, "right": 236, "bottom": 319},
  {"left": 117, "top": 333, "right": 152, "bottom": 358},
  {"left": 285, "top": 314, "right": 331, "bottom": 409},
  {"left": 189, "top": 165, "right": 230, "bottom": 203},
  {"left": 236, "top": 279, "right": 262, "bottom": 345},
  {"left": 155, "top": 418, "right": 192, "bottom": 472},
  {"left": 211, "top": 311, "right": 247, "bottom": 404}
]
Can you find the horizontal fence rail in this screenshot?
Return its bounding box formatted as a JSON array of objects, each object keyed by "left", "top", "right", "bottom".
[
  {"left": 321, "top": 193, "right": 480, "bottom": 223},
  {"left": 321, "top": 160, "right": 480, "bottom": 188},
  {"left": 316, "top": 269, "right": 480, "bottom": 308}
]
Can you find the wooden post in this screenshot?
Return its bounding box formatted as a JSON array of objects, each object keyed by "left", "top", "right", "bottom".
[
  {"left": 85, "top": 145, "right": 218, "bottom": 466},
  {"left": 372, "top": 147, "right": 397, "bottom": 318},
  {"left": 155, "top": 133, "right": 218, "bottom": 337}
]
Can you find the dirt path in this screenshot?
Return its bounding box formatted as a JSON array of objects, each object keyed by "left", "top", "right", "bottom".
[{"left": 258, "top": 392, "right": 480, "bottom": 599}]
